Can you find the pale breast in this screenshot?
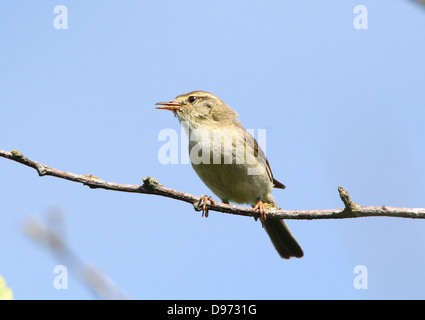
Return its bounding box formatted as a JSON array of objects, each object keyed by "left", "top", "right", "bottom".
[{"left": 188, "top": 126, "right": 273, "bottom": 205}]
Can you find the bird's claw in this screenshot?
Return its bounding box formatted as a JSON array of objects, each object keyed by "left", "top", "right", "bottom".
[
  {"left": 197, "top": 195, "right": 215, "bottom": 218},
  {"left": 253, "top": 199, "right": 266, "bottom": 224}
]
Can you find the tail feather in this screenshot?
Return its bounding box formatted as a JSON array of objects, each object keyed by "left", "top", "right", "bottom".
[{"left": 263, "top": 219, "right": 303, "bottom": 259}]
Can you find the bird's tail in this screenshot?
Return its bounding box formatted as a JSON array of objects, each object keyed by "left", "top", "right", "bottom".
[{"left": 263, "top": 219, "right": 303, "bottom": 259}]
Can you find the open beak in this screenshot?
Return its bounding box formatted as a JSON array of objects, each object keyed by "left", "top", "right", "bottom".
[{"left": 155, "top": 101, "right": 182, "bottom": 111}]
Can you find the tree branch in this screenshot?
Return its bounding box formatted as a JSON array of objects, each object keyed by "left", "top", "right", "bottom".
[
  {"left": 23, "top": 210, "right": 130, "bottom": 300},
  {"left": 1, "top": 149, "right": 425, "bottom": 220}
]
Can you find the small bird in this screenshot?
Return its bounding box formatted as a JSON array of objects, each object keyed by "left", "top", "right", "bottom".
[{"left": 156, "top": 91, "right": 303, "bottom": 259}]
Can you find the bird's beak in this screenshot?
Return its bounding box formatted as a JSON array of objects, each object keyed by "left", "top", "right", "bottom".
[{"left": 155, "top": 101, "right": 182, "bottom": 111}]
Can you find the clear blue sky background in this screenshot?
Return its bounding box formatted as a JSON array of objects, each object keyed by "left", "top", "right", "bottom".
[{"left": 1, "top": 1, "right": 425, "bottom": 299}]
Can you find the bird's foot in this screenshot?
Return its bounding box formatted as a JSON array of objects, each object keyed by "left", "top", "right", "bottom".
[
  {"left": 253, "top": 199, "right": 266, "bottom": 224},
  {"left": 196, "top": 195, "right": 215, "bottom": 218},
  {"left": 253, "top": 201, "right": 279, "bottom": 223}
]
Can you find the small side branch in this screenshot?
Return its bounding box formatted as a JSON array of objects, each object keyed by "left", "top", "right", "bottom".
[
  {"left": 23, "top": 211, "right": 130, "bottom": 300},
  {"left": 338, "top": 186, "right": 360, "bottom": 212},
  {"left": 1, "top": 149, "right": 425, "bottom": 220}
]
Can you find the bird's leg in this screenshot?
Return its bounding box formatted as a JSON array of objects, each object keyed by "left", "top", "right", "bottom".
[
  {"left": 253, "top": 199, "right": 266, "bottom": 224},
  {"left": 197, "top": 195, "right": 215, "bottom": 218}
]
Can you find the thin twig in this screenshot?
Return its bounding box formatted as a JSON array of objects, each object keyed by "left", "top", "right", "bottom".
[
  {"left": 1, "top": 149, "right": 425, "bottom": 220},
  {"left": 23, "top": 212, "right": 130, "bottom": 300}
]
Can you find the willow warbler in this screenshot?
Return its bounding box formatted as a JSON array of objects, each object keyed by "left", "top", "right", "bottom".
[{"left": 156, "top": 91, "right": 303, "bottom": 259}]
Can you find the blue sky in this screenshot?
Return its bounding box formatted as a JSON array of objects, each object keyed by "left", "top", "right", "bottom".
[{"left": 1, "top": 1, "right": 425, "bottom": 299}]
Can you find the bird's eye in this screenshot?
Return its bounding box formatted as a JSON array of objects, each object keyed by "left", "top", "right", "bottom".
[{"left": 188, "top": 96, "right": 196, "bottom": 103}]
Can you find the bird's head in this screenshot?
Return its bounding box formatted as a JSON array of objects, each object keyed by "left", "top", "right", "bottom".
[{"left": 156, "top": 91, "right": 239, "bottom": 128}]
